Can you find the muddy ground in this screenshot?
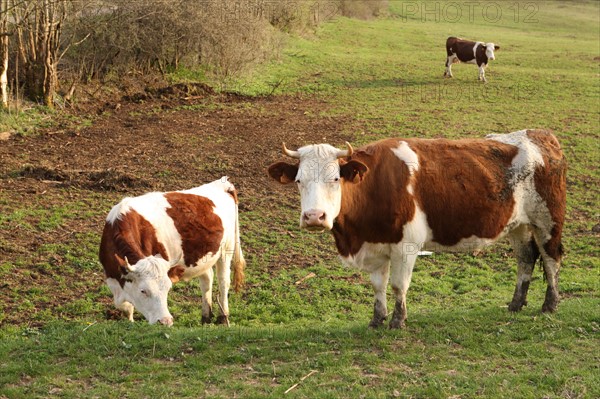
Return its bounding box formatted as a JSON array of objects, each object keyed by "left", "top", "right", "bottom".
[{"left": 0, "top": 84, "right": 363, "bottom": 326}]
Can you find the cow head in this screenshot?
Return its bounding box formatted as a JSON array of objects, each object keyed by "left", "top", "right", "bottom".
[
  {"left": 486, "top": 43, "right": 499, "bottom": 60},
  {"left": 268, "top": 142, "right": 368, "bottom": 231},
  {"left": 121, "top": 255, "right": 184, "bottom": 326}
]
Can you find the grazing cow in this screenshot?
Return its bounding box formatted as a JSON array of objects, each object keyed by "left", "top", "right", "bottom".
[
  {"left": 444, "top": 36, "right": 499, "bottom": 82},
  {"left": 99, "top": 177, "right": 245, "bottom": 326},
  {"left": 268, "top": 130, "right": 566, "bottom": 329}
]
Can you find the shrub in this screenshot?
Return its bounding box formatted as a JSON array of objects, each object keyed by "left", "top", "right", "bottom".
[
  {"left": 338, "top": 0, "right": 389, "bottom": 19},
  {"left": 4, "top": 0, "right": 390, "bottom": 104}
]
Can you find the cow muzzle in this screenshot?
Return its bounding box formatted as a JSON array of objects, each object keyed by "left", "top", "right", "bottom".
[
  {"left": 301, "top": 209, "right": 329, "bottom": 231},
  {"left": 157, "top": 316, "right": 174, "bottom": 327}
]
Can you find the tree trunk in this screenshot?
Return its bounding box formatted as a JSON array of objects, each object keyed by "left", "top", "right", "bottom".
[
  {"left": 37, "top": 0, "right": 51, "bottom": 106},
  {"left": 0, "top": 0, "right": 8, "bottom": 109},
  {"left": 11, "top": 0, "right": 66, "bottom": 107},
  {"left": 43, "top": 47, "right": 56, "bottom": 108},
  {"left": 0, "top": 35, "right": 7, "bottom": 109}
]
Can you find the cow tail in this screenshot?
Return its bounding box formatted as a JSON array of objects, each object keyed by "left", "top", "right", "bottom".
[{"left": 231, "top": 195, "right": 246, "bottom": 292}]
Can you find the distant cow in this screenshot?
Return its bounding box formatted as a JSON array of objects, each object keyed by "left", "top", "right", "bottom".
[
  {"left": 99, "top": 177, "right": 245, "bottom": 326},
  {"left": 268, "top": 130, "right": 566, "bottom": 329},
  {"left": 444, "top": 36, "right": 499, "bottom": 82}
]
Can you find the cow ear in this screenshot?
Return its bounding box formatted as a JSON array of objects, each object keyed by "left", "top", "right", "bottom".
[
  {"left": 168, "top": 265, "right": 186, "bottom": 283},
  {"left": 267, "top": 162, "right": 299, "bottom": 184},
  {"left": 494, "top": 45, "right": 500, "bottom": 50},
  {"left": 340, "top": 160, "right": 368, "bottom": 183}
]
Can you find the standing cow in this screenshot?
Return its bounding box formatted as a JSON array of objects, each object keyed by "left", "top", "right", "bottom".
[
  {"left": 268, "top": 130, "right": 566, "bottom": 329},
  {"left": 99, "top": 177, "right": 245, "bottom": 326},
  {"left": 444, "top": 36, "right": 500, "bottom": 82}
]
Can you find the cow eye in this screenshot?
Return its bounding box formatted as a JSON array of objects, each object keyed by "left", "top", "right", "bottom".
[
  {"left": 140, "top": 289, "right": 148, "bottom": 296},
  {"left": 333, "top": 177, "right": 340, "bottom": 182}
]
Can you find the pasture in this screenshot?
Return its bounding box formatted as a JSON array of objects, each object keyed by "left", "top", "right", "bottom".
[{"left": 1, "top": 1, "right": 598, "bottom": 398}]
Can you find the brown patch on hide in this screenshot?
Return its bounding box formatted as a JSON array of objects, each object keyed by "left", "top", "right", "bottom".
[
  {"left": 407, "top": 138, "right": 518, "bottom": 247},
  {"left": 164, "top": 193, "right": 224, "bottom": 267},
  {"left": 333, "top": 141, "right": 416, "bottom": 257}
]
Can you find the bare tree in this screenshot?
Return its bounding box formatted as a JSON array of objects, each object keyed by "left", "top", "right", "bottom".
[
  {"left": 12, "top": 0, "right": 68, "bottom": 108},
  {"left": 2, "top": 0, "right": 387, "bottom": 110},
  {"left": 0, "top": 0, "right": 9, "bottom": 109}
]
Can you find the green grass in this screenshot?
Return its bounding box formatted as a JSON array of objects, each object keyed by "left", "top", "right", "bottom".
[
  {"left": 0, "top": 104, "right": 94, "bottom": 136},
  {"left": 1, "top": 302, "right": 598, "bottom": 398},
  {"left": 1, "top": 1, "right": 599, "bottom": 398},
  {"left": 0, "top": 106, "right": 55, "bottom": 135}
]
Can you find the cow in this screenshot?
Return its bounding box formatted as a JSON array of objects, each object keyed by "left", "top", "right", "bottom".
[
  {"left": 444, "top": 36, "right": 499, "bottom": 82},
  {"left": 99, "top": 177, "right": 245, "bottom": 326},
  {"left": 268, "top": 130, "right": 566, "bottom": 329}
]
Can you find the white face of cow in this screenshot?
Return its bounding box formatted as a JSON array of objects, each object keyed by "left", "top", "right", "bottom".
[
  {"left": 485, "top": 43, "right": 498, "bottom": 60},
  {"left": 295, "top": 144, "right": 344, "bottom": 230},
  {"left": 268, "top": 142, "right": 368, "bottom": 231},
  {"left": 122, "top": 256, "right": 174, "bottom": 326}
]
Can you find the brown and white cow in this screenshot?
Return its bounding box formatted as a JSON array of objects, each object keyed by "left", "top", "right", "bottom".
[
  {"left": 268, "top": 130, "right": 566, "bottom": 329},
  {"left": 444, "top": 36, "right": 500, "bottom": 82},
  {"left": 99, "top": 177, "right": 245, "bottom": 326}
]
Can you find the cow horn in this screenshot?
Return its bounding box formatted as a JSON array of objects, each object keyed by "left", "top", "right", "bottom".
[
  {"left": 170, "top": 253, "right": 183, "bottom": 267},
  {"left": 336, "top": 141, "right": 354, "bottom": 158},
  {"left": 123, "top": 256, "right": 135, "bottom": 273},
  {"left": 282, "top": 142, "right": 300, "bottom": 158}
]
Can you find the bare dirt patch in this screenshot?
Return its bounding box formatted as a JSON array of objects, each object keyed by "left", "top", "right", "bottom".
[{"left": 0, "top": 89, "right": 362, "bottom": 326}]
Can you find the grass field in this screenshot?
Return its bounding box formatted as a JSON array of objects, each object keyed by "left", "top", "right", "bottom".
[{"left": 1, "top": 1, "right": 599, "bottom": 398}]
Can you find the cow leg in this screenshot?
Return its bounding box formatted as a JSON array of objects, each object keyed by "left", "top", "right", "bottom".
[
  {"left": 540, "top": 255, "right": 561, "bottom": 313},
  {"left": 106, "top": 278, "right": 134, "bottom": 322},
  {"left": 536, "top": 234, "right": 562, "bottom": 313},
  {"left": 368, "top": 264, "right": 390, "bottom": 328},
  {"left": 119, "top": 302, "right": 135, "bottom": 322},
  {"left": 531, "top": 227, "right": 563, "bottom": 313},
  {"left": 479, "top": 65, "right": 487, "bottom": 82},
  {"left": 538, "top": 243, "right": 561, "bottom": 313},
  {"left": 199, "top": 268, "right": 214, "bottom": 324},
  {"left": 215, "top": 253, "right": 232, "bottom": 326},
  {"left": 508, "top": 225, "right": 540, "bottom": 312},
  {"left": 388, "top": 251, "right": 418, "bottom": 329},
  {"left": 445, "top": 55, "right": 455, "bottom": 77}
]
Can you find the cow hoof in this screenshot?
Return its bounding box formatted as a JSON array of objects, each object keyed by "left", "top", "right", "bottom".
[
  {"left": 508, "top": 301, "right": 526, "bottom": 312},
  {"left": 201, "top": 315, "right": 213, "bottom": 324},
  {"left": 368, "top": 319, "right": 386, "bottom": 328},
  {"left": 388, "top": 319, "right": 406, "bottom": 329},
  {"left": 508, "top": 299, "right": 527, "bottom": 312},
  {"left": 541, "top": 303, "right": 558, "bottom": 313},
  {"left": 216, "top": 315, "right": 230, "bottom": 325}
]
